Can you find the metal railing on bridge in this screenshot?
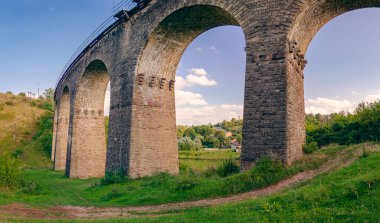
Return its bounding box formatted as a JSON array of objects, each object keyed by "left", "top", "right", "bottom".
[{"left": 55, "top": 0, "right": 150, "bottom": 93}]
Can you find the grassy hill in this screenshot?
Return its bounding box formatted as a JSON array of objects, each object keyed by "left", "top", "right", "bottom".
[{"left": 0, "top": 93, "right": 52, "bottom": 168}]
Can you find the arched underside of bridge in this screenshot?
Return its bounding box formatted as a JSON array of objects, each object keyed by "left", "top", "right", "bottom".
[
  {"left": 54, "top": 86, "right": 70, "bottom": 171},
  {"left": 126, "top": 5, "right": 242, "bottom": 178},
  {"left": 66, "top": 60, "right": 110, "bottom": 179},
  {"left": 54, "top": 0, "right": 380, "bottom": 179},
  {"left": 284, "top": 1, "right": 380, "bottom": 163}
]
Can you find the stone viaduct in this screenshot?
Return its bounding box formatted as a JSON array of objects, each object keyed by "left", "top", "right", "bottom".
[{"left": 52, "top": 0, "right": 380, "bottom": 179}]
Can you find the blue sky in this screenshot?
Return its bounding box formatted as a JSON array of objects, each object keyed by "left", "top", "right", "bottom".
[{"left": 0, "top": 1, "right": 379, "bottom": 125}]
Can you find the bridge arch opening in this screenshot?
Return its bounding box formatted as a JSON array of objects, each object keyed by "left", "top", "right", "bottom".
[
  {"left": 54, "top": 86, "right": 70, "bottom": 171},
  {"left": 131, "top": 5, "right": 246, "bottom": 178},
  {"left": 286, "top": 4, "right": 380, "bottom": 160},
  {"left": 175, "top": 26, "right": 246, "bottom": 172},
  {"left": 68, "top": 59, "right": 110, "bottom": 179}
]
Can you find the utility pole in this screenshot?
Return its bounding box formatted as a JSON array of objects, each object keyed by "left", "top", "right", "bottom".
[{"left": 37, "top": 82, "right": 40, "bottom": 98}]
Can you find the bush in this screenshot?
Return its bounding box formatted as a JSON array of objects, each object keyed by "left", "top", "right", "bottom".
[
  {"left": 5, "top": 101, "right": 13, "bottom": 106},
  {"left": 175, "top": 169, "right": 199, "bottom": 191},
  {"left": 303, "top": 141, "right": 319, "bottom": 154},
  {"left": 203, "top": 166, "right": 218, "bottom": 178},
  {"left": 29, "top": 100, "right": 37, "bottom": 107},
  {"left": 101, "top": 171, "right": 127, "bottom": 185},
  {"left": 18, "top": 92, "right": 26, "bottom": 97},
  {"left": 0, "top": 154, "right": 24, "bottom": 189},
  {"left": 20, "top": 180, "right": 44, "bottom": 195},
  {"left": 11, "top": 149, "right": 23, "bottom": 158},
  {"left": 216, "top": 160, "right": 240, "bottom": 177},
  {"left": 217, "top": 158, "right": 291, "bottom": 195}
]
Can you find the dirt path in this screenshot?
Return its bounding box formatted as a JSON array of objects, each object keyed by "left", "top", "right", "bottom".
[{"left": 0, "top": 144, "right": 378, "bottom": 220}]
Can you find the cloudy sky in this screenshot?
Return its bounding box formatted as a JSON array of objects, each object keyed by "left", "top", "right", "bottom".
[{"left": 1, "top": 1, "right": 380, "bottom": 125}]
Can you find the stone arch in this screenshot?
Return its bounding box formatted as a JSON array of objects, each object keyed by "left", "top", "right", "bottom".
[
  {"left": 283, "top": 1, "right": 380, "bottom": 164},
  {"left": 289, "top": 0, "right": 380, "bottom": 54},
  {"left": 54, "top": 86, "right": 71, "bottom": 171},
  {"left": 68, "top": 59, "right": 110, "bottom": 179},
  {"left": 127, "top": 4, "right": 246, "bottom": 178}
]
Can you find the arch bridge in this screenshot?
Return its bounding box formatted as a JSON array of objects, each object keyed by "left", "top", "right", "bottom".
[{"left": 53, "top": 0, "right": 380, "bottom": 179}]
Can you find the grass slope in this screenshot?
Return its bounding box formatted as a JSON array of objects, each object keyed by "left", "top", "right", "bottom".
[
  {"left": 0, "top": 144, "right": 373, "bottom": 209},
  {"left": 9, "top": 149, "right": 379, "bottom": 223},
  {"left": 0, "top": 93, "right": 52, "bottom": 168}
]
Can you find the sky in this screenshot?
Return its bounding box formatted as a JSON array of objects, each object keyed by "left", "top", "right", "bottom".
[{"left": 0, "top": 1, "right": 379, "bottom": 125}]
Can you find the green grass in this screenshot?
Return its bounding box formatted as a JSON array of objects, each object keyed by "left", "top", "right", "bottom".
[
  {"left": 10, "top": 150, "right": 380, "bottom": 223},
  {"left": 0, "top": 144, "right": 364, "bottom": 209}
]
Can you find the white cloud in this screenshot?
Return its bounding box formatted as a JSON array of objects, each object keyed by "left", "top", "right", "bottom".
[
  {"left": 305, "top": 97, "right": 354, "bottom": 115},
  {"left": 351, "top": 91, "right": 358, "bottom": 95},
  {"left": 186, "top": 74, "right": 217, "bottom": 86},
  {"left": 191, "top": 68, "right": 207, "bottom": 76},
  {"left": 195, "top": 47, "right": 202, "bottom": 52},
  {"left": 177, "top": 104, "right": 243, "bottom": 126},
  {"left": 176, "top": 90, "right": 208, "bottom": 106},
  {"left": 364, "top": 91, "right": 380, "bottom": 103},
  {"left": 176, "top": 68, "right": 217, "bottom": 90}
]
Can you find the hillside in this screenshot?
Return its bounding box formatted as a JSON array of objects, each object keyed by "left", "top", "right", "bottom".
[{"left": 0, "top": 93, "right": 52, "bottom": 168}]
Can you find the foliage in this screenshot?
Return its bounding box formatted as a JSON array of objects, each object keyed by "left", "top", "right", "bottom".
[
  {"left": 216, "top": 159, "right": 240, "bottom": 177},
  {"left": 18, "top": 92, "right": 26, "bottom": 97},
  {"left": 33, "top": 112, "right": 54, "bottom": 158},
  {"left": 178, "top": 136, "right": 203, "bottom": 151},
  {"left": 306, "top": 101, "right": 380, "bottom": 152},
  {"left": 0, "top": 153, "right": 24, "bottom": 189},
  {"left": 101, "top": 171, "right": 128, "bottom": 185},
  {"left": 177, "top": 121, "right": 238, "bottom": 150},
  {"left": 43, "top": 88, "right": 54, "bottom": 102},
  {"left": 303, "top": 141, "right": 318, "bottom": 154}
]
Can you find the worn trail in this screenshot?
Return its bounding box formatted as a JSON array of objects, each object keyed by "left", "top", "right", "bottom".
[{"left": 0, "top": 145, "right": 377, "bottom": 220}]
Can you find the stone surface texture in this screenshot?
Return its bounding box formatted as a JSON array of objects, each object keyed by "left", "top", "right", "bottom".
[{"left": 53, "top": 0, "right": 380, "bottom": 178}]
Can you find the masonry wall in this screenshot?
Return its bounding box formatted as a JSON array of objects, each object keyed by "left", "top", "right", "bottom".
[
  {"left": 54, "top": 88, "right": 70, "bottom": 171},
  {"left": 54, "top": 0, "right": 380, "bottom": 179},
  {"left": 69, "top": 60, "right": 109, "bottom": 179}
]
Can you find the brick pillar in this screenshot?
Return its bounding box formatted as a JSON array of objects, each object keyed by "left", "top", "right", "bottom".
[
  {"left": 241, "top": 35, "right": 305, "bottom": 169},
  {"left": 68, "top": 60, "right": 109, "bottom": 179},
  {"left": 54, "top": 88, "right": 70, "bottom": 171}
]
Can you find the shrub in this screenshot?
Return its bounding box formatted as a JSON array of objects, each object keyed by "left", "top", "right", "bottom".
[
  {"left": 18, "top": 92, "right": 26, "bottom": 97},
  {"left": 11, "top": 149, "right": 23, "bottom": 158},
  {"left": 101, "top": 171, "right": 127, "bottom": 185},
  {"left": 6, "top": 91, "right": 13, "bottom": 95},
  {"left": 0, "top": 104, "right": 4, "bottom": 111},
  {"left": 303, "top": 141, "right": 319, "bottom": 154},
  {"left": 5, "top": 101, "right": 13, "bottom": 106},
  {"left": 216, "top": 160, "right": 240, "bottom": 177},
  {"left": 0, "top": 154, "right": 24, "bottom": 189},
  {"left": 29, "top": 100, "right": 37, "bottom": 107},
  {"left": 175, "top": 169, "right": 199, "bottom": 191},
  {"left": 203, "top": 166, "right": 218, "bottom": 178},
  {"left": 20, "top": 180, "right": 44, "bottom": 195}
]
